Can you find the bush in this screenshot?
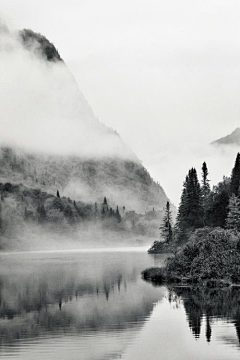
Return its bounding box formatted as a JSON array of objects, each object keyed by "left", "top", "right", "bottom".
[{"left": 165, "top": 229, "right": 240, "bottom": 283}]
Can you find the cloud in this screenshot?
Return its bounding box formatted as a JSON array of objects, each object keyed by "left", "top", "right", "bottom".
[{"left": 0, "top": 23, "right": 136, "bottom": 160}]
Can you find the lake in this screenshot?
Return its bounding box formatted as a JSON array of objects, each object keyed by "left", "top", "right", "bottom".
[{"left": 0, "top": 248, "right": 239, "bottom": 359}]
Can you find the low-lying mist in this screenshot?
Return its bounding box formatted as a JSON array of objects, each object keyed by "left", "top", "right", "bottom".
[{"left": 2, "top": 222, "right": 154, "bottom": 252}]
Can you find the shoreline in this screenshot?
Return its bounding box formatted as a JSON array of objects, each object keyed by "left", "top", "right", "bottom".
[{"left": 142, "top": 267, "right": 237, "bottom": 288}]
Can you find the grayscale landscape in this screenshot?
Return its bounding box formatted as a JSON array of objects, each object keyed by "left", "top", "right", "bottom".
[{"left": 1, "top": 1, "right": 240, "bottom": 359}]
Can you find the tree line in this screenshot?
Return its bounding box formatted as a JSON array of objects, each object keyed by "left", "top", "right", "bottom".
[{"left": 160, "top": 153, "right": 240, "bottom": 243}]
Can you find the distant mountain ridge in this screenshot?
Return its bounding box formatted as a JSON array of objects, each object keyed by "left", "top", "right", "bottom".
[
  {"left": 0, "top": 27, "right": 175, "bottom": 245},
  {"left": 211, "top": 128, "right": 240, "bottom": 146}
]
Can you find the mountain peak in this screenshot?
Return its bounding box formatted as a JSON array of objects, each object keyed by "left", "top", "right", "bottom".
[
  {"left": 19, "top": 29, "right": 62, "bottom": 62},
  {"left": 211, "top": 127, "right": 240, "bottom": 146}
]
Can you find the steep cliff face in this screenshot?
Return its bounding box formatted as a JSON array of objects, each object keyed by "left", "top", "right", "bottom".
[{"left": 0, "top": 28, "right": 173, "bottom": 216}]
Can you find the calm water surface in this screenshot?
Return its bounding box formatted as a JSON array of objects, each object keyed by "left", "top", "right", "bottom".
[{"left": 0, "top": 248, "right": 239, "bottom": 359}]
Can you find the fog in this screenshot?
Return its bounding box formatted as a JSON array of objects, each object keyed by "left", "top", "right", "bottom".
[
  {"left": 0, "top": 10, "right": 239, "bottom": 208},
  {"left": 0, "top": 21, "right": 136, "bottom": 160},
  {"left": 147, "top": 142, "right": 240, "bottom": 205}
]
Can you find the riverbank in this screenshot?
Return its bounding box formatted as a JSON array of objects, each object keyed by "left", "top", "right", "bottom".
[
  {"left": 142, "top": 267, "right": 233, "bottom": 288},
  {"left": 147, "top": 240, "right": 176, "bottom": 254},
  {"left": 143, "top": 229, "right": 240, "bottom": 287}
]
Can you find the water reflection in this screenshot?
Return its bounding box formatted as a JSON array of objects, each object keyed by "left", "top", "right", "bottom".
[
  {"left": 0, "top": 250, "right": 166, "bottom": 359},
  {"left": 1, "top": 250, "right": 240, "bottom": 360},
  {"left": 169, "top": 286, "right": 240, "bottom": 346}
]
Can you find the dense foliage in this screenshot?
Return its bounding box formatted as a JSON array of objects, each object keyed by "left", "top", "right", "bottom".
[
  {"left": 0, "top": 146, "right": 168, "bottom": 215},
  {"left": 0, "top": 182, "right": 163, "bottom": 248},
  {"left": 148, "top": 152, "right": 240, "bottom": 264},
  {"left": 176, "top": 168, "right": 203, "bottom": 240},
  {"left": 166, "top": 229, "right": 240, "bottom": 283},
  {"left": 144, "top": 228, "right": 240, "bottom": 284},
  {"left": 160, "top": 201, "right": 173, "bottom": 242}
]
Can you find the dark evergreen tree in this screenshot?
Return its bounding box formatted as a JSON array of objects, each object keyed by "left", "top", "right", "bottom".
[
  {"left": 176, "top": 168, "right": 203, "bottom": 240},
  {"left": 57, "top": 190, "right": 60, "bottom": 198},
  {"left": 201, "top": 162, "right": 210, "bottom": 198},
  {"left": 205, "top": 177, "right": 230, "bottom": 228},
  {"left": 175, "top": 176, "right": 188, "bottom": 239},
  {"left": 230, "top": 153, "right": 240, "bottom": 195},
  {"left": 104, "top": 197, "right": 107, "bottom": 205},
  {"left": 160, "top": 201, "right": 173, "bottom": 242}
]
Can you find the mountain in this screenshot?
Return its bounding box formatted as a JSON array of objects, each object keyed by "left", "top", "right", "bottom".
[
  {"left": 0, "top": 27, "right": 174, "bottom": 247},
  {"left": 211, "top": 128, "right": 240, "bottom": 146}
]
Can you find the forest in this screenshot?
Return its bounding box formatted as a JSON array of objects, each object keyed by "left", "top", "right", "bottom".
[
  {"left": 146, "top": 153, "right": 240, "bottom": 285},
  {"left": 0, "top": 182, "right": 161, "bottom": 250}
]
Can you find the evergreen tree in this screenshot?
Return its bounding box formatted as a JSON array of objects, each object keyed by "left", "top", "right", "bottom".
[
  {"left": 176, "top": 168, "right": 203, "bottom": 239},
  {"left": 175, "top": 177, "right": 188, "bottom": 240},
  {"left": 205, "top": 177, "right": 230, "bottom": 228},
  {"left": 201, "top": 162, "right": 210, "bottom": 198},
  {"left": 160, "top": 201, "right": 173, "bottom": 242},
  {"left": 226, "top": 194, "right": 240, "bottom": 231},
  {"left": 230, "top": 153, "right": 240, "bottom": 195},
  {"left": 57, "top": 190, "right": 60, "bottom": 198},
  {"left": 104, "top": 197, "right": 107, "bottom": 205}
]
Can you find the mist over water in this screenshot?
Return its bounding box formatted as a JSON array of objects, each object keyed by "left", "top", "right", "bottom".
[{"left": 0, "top": 249, "right": 239, "bottom": 360}]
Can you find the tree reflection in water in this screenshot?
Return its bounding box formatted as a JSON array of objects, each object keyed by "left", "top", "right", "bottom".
[{"left": 168, "top": 286, "right": 240, "bottom": 345}]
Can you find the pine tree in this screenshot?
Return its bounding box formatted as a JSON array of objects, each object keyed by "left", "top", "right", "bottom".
[
  {"left": 57, "top": 190, "right": 60, "bottom": 198},
  {"left": 104, "top": 197, "right": 107, "bottom": 205},
  {"left": 176, "top": 176, "right": 189, "bottom": 238},
  {"left": 176, "top": 168, "right": 203, "bottom": 239},
  {"left": 226, "top": 194, "right": 240, "bottom": 231},
  {"left": 204, "top": 178, "right": 230, "bottom": 228},
  {"left": 201, "top": 162, "right": 210, "bottom": 198},
  {"left": 160, "top": 201, "right": 173, "bottom": 242},
  {"left": 230, "top": 153, "right": 240, "bottom": 195}
]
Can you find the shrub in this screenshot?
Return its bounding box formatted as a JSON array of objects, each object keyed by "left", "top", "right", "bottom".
[{"left": 165, "top": 229, "right": 240, "bottom": 283}]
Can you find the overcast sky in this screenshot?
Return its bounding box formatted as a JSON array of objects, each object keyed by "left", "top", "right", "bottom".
[{"left": 2, "top": 0, "right": 240, "bottom": 204}]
